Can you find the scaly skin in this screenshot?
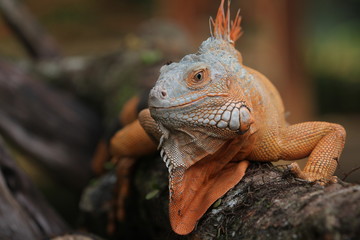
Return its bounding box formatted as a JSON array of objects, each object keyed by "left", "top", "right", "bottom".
[{"left": 110, "top": 0, "right": 346, "bottom": 235}]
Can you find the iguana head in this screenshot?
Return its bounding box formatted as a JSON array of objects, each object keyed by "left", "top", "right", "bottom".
[
  {"left": 149, "top": 0, "right": 252, "bottom": 165},
  {"left": 148, "top": 0, "right": 253, "bottom": 235}
]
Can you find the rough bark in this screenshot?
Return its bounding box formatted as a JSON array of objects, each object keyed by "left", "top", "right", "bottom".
[
  {"left": 0, "top": 59, "right": 101, "bottom": 189},
  {"left": 94, "top": 156, "right": 360, "bottom": 240},
  {"left": 0, "top": 136, "right": 68, "bottom": 240},
  {"left": 190, "top": 164, "right": 360, "bottom": 240},
  {"left": 0, "top": 0, "right": 61, "bottom": 60},
  {"left": 50, "top": 233, "right": 104, "bottom": 240}
]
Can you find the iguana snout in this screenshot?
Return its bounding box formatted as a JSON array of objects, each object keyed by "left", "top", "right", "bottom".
[{"left": 148, "top": 85, "right": 169, "bottom": 108}]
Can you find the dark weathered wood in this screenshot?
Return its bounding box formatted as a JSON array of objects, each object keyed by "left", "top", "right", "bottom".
[
  {"left": 0, "top": 59, "right": 101, "bottom": 189},
  {"left": 0, "top": 0, "right": 61, "bottom": 60},
  {"left": 191, "top": 164, "right": 360, "bottom": 240},
  {"left": 50, "top": 233, "right": 104, "bottom": 240},
  {"left": 0, "top": 136, "right": 68, "bottom": 240},
  {"left": 92, "top": 156, "right": 360, "bottom": 240}
]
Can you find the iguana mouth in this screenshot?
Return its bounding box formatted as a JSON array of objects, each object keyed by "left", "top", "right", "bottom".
[
  {"left": 150, "top": 93, "right": 228, "bottom": 110},
  {"left": 150, "top": 96, "right": 206, "bottom": 110}
]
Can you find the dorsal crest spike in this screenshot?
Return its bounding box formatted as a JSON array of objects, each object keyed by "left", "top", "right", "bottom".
[{"left": 210, "top": 0, "right": 243, "bottom": 45}]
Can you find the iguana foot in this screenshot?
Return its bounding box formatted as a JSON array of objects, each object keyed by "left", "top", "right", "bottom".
[
  {"left": 288, "top": 162, "right": 338, "bottom": 185},
  {"left": 114, "top": 157, "right": 136, "bottom": 221},
  {"left": 105, "top": 157, "right": 136, "bottom": 235}
]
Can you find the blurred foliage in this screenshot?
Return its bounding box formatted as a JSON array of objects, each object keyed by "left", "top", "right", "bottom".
[{"left": 304, "top": 0, "right": 360, "bottom": 113}]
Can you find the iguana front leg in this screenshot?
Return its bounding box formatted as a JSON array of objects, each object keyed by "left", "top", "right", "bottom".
[
  {"left": 249, "top": 122, "right": 346, "bottom": 182},
  {"left": 106, "top": 109, "right": 159, "bottom": 228},
  {"left": 110, "top": 118, "right": 157, "bottom": 158}
]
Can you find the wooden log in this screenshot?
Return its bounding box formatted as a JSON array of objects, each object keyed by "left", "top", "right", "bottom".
[
  {"left": 190, "top": 163, "right": 360, "bottom": 240},
  {"left": 0, "top": 0, "right": 61, "bottom": 60},
  {"left": 0, "top": 59, "right": 101, "bottom": 189},
  {"left": 0, "top": 136, "right": 68, "bottom": 240},
  {"left": 87, "top": 156, "right": 360, "bottom": 239}
]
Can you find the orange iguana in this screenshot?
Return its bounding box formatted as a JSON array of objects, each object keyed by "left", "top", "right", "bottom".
[{"left": 110, "top": 0, "right": 346, "bottom": 235}]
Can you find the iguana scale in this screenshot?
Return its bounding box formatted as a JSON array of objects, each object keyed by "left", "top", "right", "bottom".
[{"left": 110, "top": 0, "right": 346, "bottom": 235}]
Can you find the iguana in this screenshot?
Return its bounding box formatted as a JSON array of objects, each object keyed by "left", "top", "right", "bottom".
[{"left": 110, "top": 0, "right": 346, "bottom": 235}]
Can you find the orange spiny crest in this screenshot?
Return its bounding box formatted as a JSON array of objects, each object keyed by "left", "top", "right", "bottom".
[{"left": 210, "top": 0, "right": 243, "bottom": 45}]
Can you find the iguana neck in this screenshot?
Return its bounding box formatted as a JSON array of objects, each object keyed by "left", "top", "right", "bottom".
[{"left": 157, "top": 122, "right": 230, "bottom": 173}]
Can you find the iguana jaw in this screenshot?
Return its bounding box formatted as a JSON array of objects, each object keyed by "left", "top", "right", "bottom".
[
  {"left": 150, "top": 99, "right": 253, "bottom": 137},
  {"left": 149, "top": 94, "right": 207, "bottom": 109}
]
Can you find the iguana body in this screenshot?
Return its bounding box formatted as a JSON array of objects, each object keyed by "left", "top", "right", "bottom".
[{"left": 110, "top": 0, "right": 346, "bottom": 235}]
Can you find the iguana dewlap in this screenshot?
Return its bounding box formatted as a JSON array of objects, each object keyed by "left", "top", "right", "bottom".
[{"left": 110, "top": 0, "right": 346, "bottom": 235}]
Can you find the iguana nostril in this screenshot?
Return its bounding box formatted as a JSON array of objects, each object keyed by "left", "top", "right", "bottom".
[{"left": 161, "top": 90, "right": 167, "bottom": 98}]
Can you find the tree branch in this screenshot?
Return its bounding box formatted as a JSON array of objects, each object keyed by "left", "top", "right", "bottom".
[
  {"left": 98, "top": 157, "right": 360, "bottom": 239},
  {"left": 0, "top": 59, "right": 101, "bottom": 189},
  {"left": 191, "top": 163, "right": 360, "bottom": 240},
  {"left": 0, "top": 136, "right": 68, "bottom": 240}
]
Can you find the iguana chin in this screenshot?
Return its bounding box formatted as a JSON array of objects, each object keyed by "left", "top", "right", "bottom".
[{"left": 110, "top": 0, "right": 346, "bottom": 235}]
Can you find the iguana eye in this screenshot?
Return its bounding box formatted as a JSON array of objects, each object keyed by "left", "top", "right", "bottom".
[
  {"left": 191, "top": 70, "right": 206, "bottom": 84},
  {"left": 186, "top": 69, "right": 209, "bottom": 89},
  {"left": 194, "top": 71, "right": 203, "bottom": 82}
]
